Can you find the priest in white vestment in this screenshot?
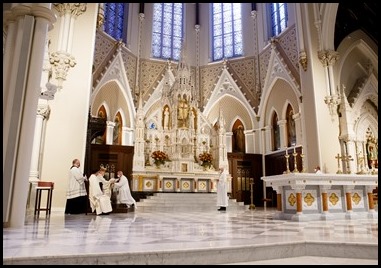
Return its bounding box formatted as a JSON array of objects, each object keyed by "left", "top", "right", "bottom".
[
  {"left": 216, "top": 167, "right": 228, "bottom": 211},
  {"left": 112, "top": 171, "right": 137, "bottom": 209},
  {"left": 88, "top": 167, "right": 113, "bottom": 215}
]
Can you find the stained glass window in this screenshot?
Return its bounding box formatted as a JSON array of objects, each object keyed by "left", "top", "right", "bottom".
[
  {"left": 152, "top": 3, "right": 184, "bottom": 61},
  {"left": 212, "top": 3, "right": 243, "bottom": 61},
  {"left": 270, "top": 3, "right": 288, "bottom": 37},
  {"left": 104, "top": 3, "right": 129, "bottom": 43}
]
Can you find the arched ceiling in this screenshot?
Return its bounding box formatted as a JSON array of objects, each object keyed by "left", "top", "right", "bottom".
[{"left": 335, "top": 2, "right": 378, "bottom": 49}]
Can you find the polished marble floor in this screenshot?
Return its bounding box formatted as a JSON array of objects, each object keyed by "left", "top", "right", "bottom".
[{"left": 3, "top": 207, "right": 378, "bottom": 265}]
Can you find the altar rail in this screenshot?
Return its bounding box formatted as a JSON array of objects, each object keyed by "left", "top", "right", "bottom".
[{"left": 261, "top": 173, "right": 378, "bottom": 221}]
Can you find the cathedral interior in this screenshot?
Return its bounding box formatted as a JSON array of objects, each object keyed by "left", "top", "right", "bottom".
[{"left": 3, "top": 3, "right": 378, "bottom": 265}]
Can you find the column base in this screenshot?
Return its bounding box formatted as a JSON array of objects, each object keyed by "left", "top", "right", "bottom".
[
  {"left": 291, "top": 213, "right": 309, "bottom": 221},
  {"left": 367, "top": 210, "right": 378, "bottom": 219},
  {"left": 320, "top": 212, "right": 335, "bottom": 220},
  {"left": 345, "top": 211, "right": 356, "bottom": 219}
]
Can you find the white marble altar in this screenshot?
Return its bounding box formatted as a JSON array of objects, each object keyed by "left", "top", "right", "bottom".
[
  {"left": 261, "top": 173, "right": 378, "bottom": 221},
  {"left": 132, "top": 47, "right": 229, "bottom": 192}
]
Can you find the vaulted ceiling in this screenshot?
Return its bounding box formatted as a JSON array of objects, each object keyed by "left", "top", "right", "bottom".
[{"left": 335, "top": 2, "right": 378, "bottom": 49}]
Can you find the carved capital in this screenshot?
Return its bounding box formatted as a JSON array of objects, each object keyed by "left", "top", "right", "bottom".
[
  {"left": 37, "top": 103, "right": 50, "bottom": 118},
  {"left": 49, "top": 51, "right": 76, "bottom": 88},
  {"left": 54, "top": 3, "right": 87, "bottom": 18},
  {"left": 318, "top": 50, "right": 339, "bottom": 67}
]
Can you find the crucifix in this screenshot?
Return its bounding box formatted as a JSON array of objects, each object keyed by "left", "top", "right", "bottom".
[{"left": 335, "top": 153, "right": 343, "bottom": 174}]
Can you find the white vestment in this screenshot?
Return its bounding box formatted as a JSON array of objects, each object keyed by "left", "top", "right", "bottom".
[
  {"left": 216, "top": 171, "right": 228, "bottom": 207},
  {"left": 88, "top": 174, "right": 113, "bottom": 215},
  {"left": 113, "top": 175, "right": 137, "bottom": 208}
]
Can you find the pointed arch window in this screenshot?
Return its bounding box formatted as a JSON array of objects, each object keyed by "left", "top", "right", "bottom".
[
  {"left": 104, "top": 3, "right": 129, "bottom": 43},
  {"left": 212, "top": 3, "right": 243, "bottom": 61},
  {"left": 269, "top": 3, "right": 288, "bottom": 37},
  {"left": 152, "top": 3, "right": 184, "bottom": 61}
]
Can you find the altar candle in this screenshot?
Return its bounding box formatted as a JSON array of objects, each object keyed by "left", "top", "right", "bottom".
[
  {"left": 301, "top": 146, "right": 304, "bottom": 155},
  {"left": 285, "top": 147, "right": 288, "bottom": 155},
  {"left": 293, "top": 147, "right": 296, "bottom": 154}
]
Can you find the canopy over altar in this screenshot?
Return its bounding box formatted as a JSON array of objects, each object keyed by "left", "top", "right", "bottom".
[{"left": 131, "top": 46, "right": 229, "bottom": 192}]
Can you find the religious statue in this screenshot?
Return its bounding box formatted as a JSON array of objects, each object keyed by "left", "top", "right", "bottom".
[
  {"left": 178, "top": 98, "right": 189, "bottom": 128},
  {"left": 189, "top": 109, "right": 195, "bottom": 129},
  {"left": 234, "top": 125, "right": 245, "bottom": 152},
  {"left": 163, "top": 107, "right": 170, "bottom": 129},
  {"left": 367, "top": 142, "right": 378, "bottom": 169},
  {"left": 178, "top": 98, "right": 188, "bottom": 120}
]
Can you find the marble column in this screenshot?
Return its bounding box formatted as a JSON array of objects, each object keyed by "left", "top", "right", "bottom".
[
  {"left": 3, "top": 3, "right": 56, "bottom": 228},
  {"left": 278, "top": 119, "right": 287, "bottom": 149},
  {"left": 293, "top": 113, "right": 302, "bottom": 146},
  {"left": 271, "top": 186, "right": 283, "bottom": 220},
  {"left": 319, "top": 185, "right": 333, "bottom": 220},
  {"left": 176, "top": 179, "right": 181, "bottom": 192},
  {"left": 106, "top": 121, "right": 115, "bottom": 145},
  {"left": 291, "top": 186, "right": 307, "bottom": 221},
  {"left": 366, "top": 186, "right": 378, "bottom": 219},
  {"left": 276, "top": 193, "right": 282, "bottom": 212},
  {"left": 344, "top": 185, "right": 355, "bottom": 219}
]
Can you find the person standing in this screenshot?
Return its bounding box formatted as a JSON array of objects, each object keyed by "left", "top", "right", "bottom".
[
  {"left": 88, "top": 166, "right": 113, "bottom": 215},
  {"left": 217, "top": 167, "right": 228, "bottom": 211},
  {"left": 113, "top": 171, "right": 137, "bottom": 209},
  {"left": 65, "top": 159, "right": 88, "bottom": 214}
]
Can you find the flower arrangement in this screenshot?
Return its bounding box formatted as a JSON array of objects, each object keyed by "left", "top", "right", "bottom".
[
  {"left": 151, "top": 150, "right": 169, "bottom": 166},
  {"left": 199, "top": 152, "right": 213, "bottom": 167}
]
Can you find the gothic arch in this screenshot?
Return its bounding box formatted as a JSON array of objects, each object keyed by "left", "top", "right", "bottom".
[{"left": 319, "top": 3, "right": 339, "bottom": 50}]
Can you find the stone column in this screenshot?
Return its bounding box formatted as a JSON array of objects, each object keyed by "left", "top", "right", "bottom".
[
  {"left": 3, "top": 3, "right": 56, "bottom": 228},
  {"left": 273, "top": 186, "right": 283, "bottom": 212},
  {"left": 193, "top": 179, "right": 198, "bottom": 193},
  {"left": 278, "top": 119, "right": 287, "bottom": 149},
  {"left": 106, "top": 121, "right": 115, "bottom": 145},
  {"left": 271, "top": 186, "right": 283, "bottom": 220},
  {"left": 176, "top": 178, "right": 181, "bottom": 192},
  {"left": 366, "top": 186, "right": 378, "bottom": 219},
  {"left": 122, "top": 127, "right": 134, "bottom": 146},
  {"left": 319, "top": 185, "right": 333, "bottom": 220},
  {"left": 344, "top": 185, "right": 355, "bottom": 219},
  {"left": 29, "top": 104, "right": 51, "bottom": 182},
  {"left": 28, "top": 104, "right": 52, "bottom": 212},
  {"left": 291, "top": 185, "right": 307, "bottom": 221},
  {"left": 293, "top": 113, "right": 302, "bottom": 146}
]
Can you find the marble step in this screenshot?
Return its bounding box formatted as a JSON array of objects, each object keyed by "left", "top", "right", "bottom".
[{"left": 136, "top": 193, "right": 247, "bottom": 212}]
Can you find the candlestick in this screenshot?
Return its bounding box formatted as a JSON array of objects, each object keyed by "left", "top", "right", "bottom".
[
  {"left": 292, "top": 152, "right": 299, "bottom": 173},
  {"left": 284, "top": 154, "right": 290, "bottom": 174}
]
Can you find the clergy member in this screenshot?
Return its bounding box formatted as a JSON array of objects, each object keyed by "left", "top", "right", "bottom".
[{"left": 88, "top": 166, "right": 113, "bottom": 215}]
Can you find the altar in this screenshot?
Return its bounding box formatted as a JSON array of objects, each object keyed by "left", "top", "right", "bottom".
[
  {"left": 131, "top": 48, "right": 230, "bottom": 193},
  {"left": 261, "top": 173, "right": 378, "bottom": 221}
]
